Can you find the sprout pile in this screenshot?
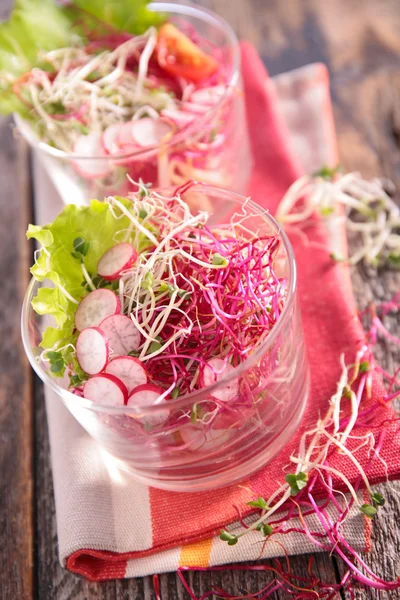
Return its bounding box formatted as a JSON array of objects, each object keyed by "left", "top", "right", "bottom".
[
  {"left": 28, "top": 181, "right": 287, "bottom": 438},
  {"left": 277, "top": 167, "right": 400, "bottom": 268},
  {"left": 172, "top": 295, "right": 400, "bottom": 599},
  {"left": 2, "top": 0, "right": 242, "bottom": 190}
]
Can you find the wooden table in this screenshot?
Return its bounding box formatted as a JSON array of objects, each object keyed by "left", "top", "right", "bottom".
[{"left": 0, "top": 0, "right": 399, "bottom": 598}]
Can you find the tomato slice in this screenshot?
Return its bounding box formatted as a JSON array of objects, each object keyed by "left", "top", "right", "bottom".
[{"left": 157, "top": 23, "right": 219, "bottom": 82}]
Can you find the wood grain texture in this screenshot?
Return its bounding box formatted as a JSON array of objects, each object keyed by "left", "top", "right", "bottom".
[
  {"left": 0, "top": 123, "right": 34, "bottom": 599},
  {"left": 0, "top": 0, "right": 399, "bottom": 598}
]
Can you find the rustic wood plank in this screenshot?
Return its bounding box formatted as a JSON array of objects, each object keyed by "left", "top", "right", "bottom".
[
  {"left": 0, "top": 120, "right": 34, "bottom": 599},
  {"left": 332, "top": 53, "right": 400, "bottom": 600}
]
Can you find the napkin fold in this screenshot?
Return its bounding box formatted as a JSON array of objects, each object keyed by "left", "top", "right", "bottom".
[{"left": 32, "top": 43, "right": 400, "bottom": 581}]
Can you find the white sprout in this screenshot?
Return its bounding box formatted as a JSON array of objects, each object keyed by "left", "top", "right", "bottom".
[{"left": 277, "top": 170, "right": 400, "bottom": 267}]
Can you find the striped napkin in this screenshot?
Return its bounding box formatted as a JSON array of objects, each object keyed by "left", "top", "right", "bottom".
[{"left": 32, "top": 42, "right": 400, "bottom": 581}]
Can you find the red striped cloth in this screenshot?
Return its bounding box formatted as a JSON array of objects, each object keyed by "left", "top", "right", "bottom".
[{"left": 34, "top": 43, "right": 400, "bottom": 581}]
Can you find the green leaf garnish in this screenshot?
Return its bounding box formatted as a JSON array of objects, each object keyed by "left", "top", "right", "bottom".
[
  {"left": 285, "top": 472, "right": 308, "bottom": 496},
  {"left": 147, "top": 339, "right": 162, "bottom": 355},
  {"left": 171, "top": 387, "right": 180, "bottom": 399},
  {"left": 320, "top": 206, "right": 334, "bottom": 217},
  {"left": 247, "top": 497, "right": 268, "bottom": 510},
  {"left": 388, "top": 253, "right": 400, "bottom": 268},
  {"left": 330, "top": 252, "right": 346, "bottom": 263},
  {"left": 359, "top": 361, "right": 370, "bottom": 373},
  {"left": 212, "top": 253, "right": 227, "bottom": 266},
  {"left": 371, "top": 492, "right": 385, "bottom": 507},
  {"left": 256, "top": 523, "right": 273, "bottom": 537},
  {"left": 73, "top": 237, "right": 90, "bottom": 257},
  {"left": 313, "top": 165, "right": 341, "bottom": 180},
  {"left": 219, "top": 530, "right": 238, "bottom": 545},
  {"left": 360, "top": 503, "right": 377, "bottom": 518},
  {"left": 190, "top": 403, "right": 198, "bottom": 424},
  {"left": 142, "top": 271, "right": 154, "bottom": 290}
]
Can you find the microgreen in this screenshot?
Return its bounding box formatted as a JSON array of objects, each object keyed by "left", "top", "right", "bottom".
[
  {"left": 142, "top": 271, "right": 154, "bottom": 290},
  {"left": 71, "top": 237, "right": 90, "bottom": 261},
  {"left": 320, "top": 206, "right": 334, "bottom": 217},
  {"left": 313, "top": 165, "right": 341, "bottom": 180},
  {"left": 212, "top": 252, "right": 227, "bottom": 266},
  {"left": 371, "top": 492, "right": 385, "bottom": 506},
  {"left": 330, "top": 252, "right": 346, "bottom": 263},
  {"left": 219, "top": 531, "right": 238, "bottom": 545},
  {"left": 256, "top": 523, "right": 273, "bottom": 537},
  {"left": 360, "top": 503, "right": 377, "bottom": 518},
  {"left": 190, "top": 404, "right": 198, "bottom": 424},
  {"left": 171, "top": 387, "right": 180, "bottom": 399},
  {"left": 147, "top": 338, "right": 162, "bottom": 355},
  {"left": 247, "top": 497, "right": 268, "bottom": 510},
  {"left": 359, "top": 361, "right": 370, "bottom": 373},
  {"left": 138, "top": 179, "right": 152, "bottom": 200},
  {"left": 388, "top": 253, "right": 400, "bottom": 268},
  {"left": 285, "top": 472, "right": 308, "bottom": 496}
]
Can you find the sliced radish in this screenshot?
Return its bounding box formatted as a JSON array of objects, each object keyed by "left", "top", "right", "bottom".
[
  {"left": 73, "top": 133, "right": 110, "bottom": 179},
  {"left": 101, "top": 124, "right": 122, "bottom": 155},
  {"left": 99, "top": 314, "right": 140, "bottom": 355},
  {"left": 97, "top": 243, "right": 138, "bottom": 281},
  {"left": 117, "top": 121, "right": 139, "bottom": 150},
  {"left": 75, "top": 289, "right": 121, "bottom": 332},
  {"left": 189, "top": 85, "right": 226, "bottom": 106},
  {"left": 83, "top": 373, "right": 128, "bottom": 406},
  {"left": 127, "top": 384, "right": 169, "bottom": 426},
  {"left": 161, "top": 109, "right": 195, "bottom": 128},
  {"left": 180, "top": 101, "right": 209, "bottom": 115},
  {"left": 201, "top": 358, "right": 239, "bottom": 402},
  {"left": 69, "top": 387, "right": 84, "bottom": 397},
  {"left": 179, "top": 425, "right": 233, "bottom": 452},
  {"left": 105, "top": 356, "right": 147, "bottom": 393},
  {"left": 131, "top": 118, "right": 173, "bottom": 147},
  {"left": 76, "top": 327, "right": 109, "bottom": 375}
]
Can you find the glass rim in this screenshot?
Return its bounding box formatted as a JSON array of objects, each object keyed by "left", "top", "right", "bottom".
[
  {"left": 15, "top": 0, "right": 241, "bottom": 162},
  {"left": 21, "top": 185, "right": 297, "bottom": 414}
]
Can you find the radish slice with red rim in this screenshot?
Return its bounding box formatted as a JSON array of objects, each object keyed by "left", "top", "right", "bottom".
[
  {"left": 160, "top": 109, "right": 195, "bottom": 128},
  {"left": 76, "top": 327, "right": 109, "bottom": 375},
  {"left": 105, "top": 356, "right": 147, "bottom": 393},
  {"left": 75, "top": 289, "right": 121, "bottom": 332},
  {"left": 101, "top": 124, "right": 122, "bottom": 155},
  {"left": 99, "top": 314, "right": 140, "bottom": 355},
  {"left": 179, "top": 425, "right": 233, "bottom": 452},
  {"left": 117, "top": 122, "right": 139, "bottom": 150},
  {"left": 180, "top": 101, "right": 209, "bottom": 115},
  {"left": 73, "top": 133, "right": 110, "bottom": 179},
  {"left": 201, "top": 358, "right": 239, "bottom": 402},
  {"left": 127, "top": 384, "right": 169, "bottom": 426},
  {"left": 97, "top": 243, "right": 138, "bottom": 281},
  {"left": 189, "top": 85, "right": 226, "bottom": 106},
  {"left": 131, "top": 118, "right": 173, "bottom": 147},
  {"left": 83, "top": 373, "right": 128, "bottom": 406}
]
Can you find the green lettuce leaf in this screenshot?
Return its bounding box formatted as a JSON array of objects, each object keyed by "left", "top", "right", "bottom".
[
  {"left": 0, "top": 0, "right": 76, "bottom": 114},
  {"left": 72, "top": 0, "right": 165, "bottom": 35},
  {"left": 0, "top": 0, "right": 165, "bottom": 115},
  {"left": 27, "top": 198, "right": 134, "bottom": 352}
]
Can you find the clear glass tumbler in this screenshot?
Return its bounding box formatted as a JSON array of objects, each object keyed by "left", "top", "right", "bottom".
[
  {"left": 15, "top": 1, "right": 252, "bottom": 207},
  {"left": 22, "top": 186, "right": 309, "bottom": 492}
]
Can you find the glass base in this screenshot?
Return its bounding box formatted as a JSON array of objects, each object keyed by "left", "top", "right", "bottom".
[{"left": 112, "top": 371, "right": 310, "bottom": 492}]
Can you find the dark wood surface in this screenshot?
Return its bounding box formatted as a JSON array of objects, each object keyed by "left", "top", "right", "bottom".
[{"left": 0, "top": 0, "right": 399, "bottom": 598}]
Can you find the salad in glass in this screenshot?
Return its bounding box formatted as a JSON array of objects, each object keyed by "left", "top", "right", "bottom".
[
  {"left": 2, "top": 0, "right": 251, "bottom": 203},
  {"left": 23, "top": 182, "right": 309, "bottom": 491}
]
